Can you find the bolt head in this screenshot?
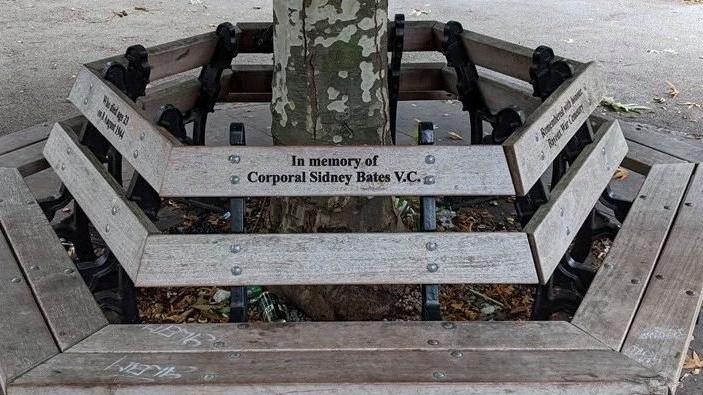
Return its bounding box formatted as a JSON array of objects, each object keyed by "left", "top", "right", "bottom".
[
  {"left": 442, "top": 322, "right": 456, "bottom": 329},
  {"left": 229, "top": 155, "right": 241, "bottom": 164},
  {"left": 427, "top": 339, "right": 439, "bottom": 346},
  {"left": 425, "top": 155, "right": 436, "bottom": 164},
  {"left": 427, "top": 263, "right": 439, "bottom": 273},
  {"left": 230, "top": 175, "right": 240, "bottom": 184},
  {"left": 228, "top": 352, "right": 241, "bottom": 360},
  {"left": 64, "top": 268, "right": 75, "bottom": 275},
  {"left": 66, "top": 147, "right": 73, "bottom": 155},
  {"left": 450, "top": 350, "right": 463, "bottom": 358},
  {"left": 111, "top": 206, "right": 119, "bottom": 215},
  {"left": 230, "top": 244, "right": 241, "bottom": 253},
  {"left": 140, "top": 131, "right": 146, "bottom": 140},
  {"left": 231, "top": 266, "right": 243, "bottom": 276},
  {"left": 11, "top": 277, "right": 21, "bottom": 284},
  {"left": 565, "top": 227, "right": 571, "bottom": 236},
  {"left": 133, "top": 150, "right": 139, "bottom": 159},
  {"left": 426, "top": 242, "right": 438, "bottom": 251},
  {"left": 105, "top": 224, "right": 111, "bottom": 232},
  {"left": 424, "top": 176, "right": 436, "bottom": 185},
  {"left": 540, "top": 151, "right": 545, "bottom": 160},
  {"left": 432, "top": 371, "right": 447, "bottom": 380}
]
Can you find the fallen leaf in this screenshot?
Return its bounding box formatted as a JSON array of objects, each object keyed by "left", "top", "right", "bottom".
[
  {"left": 613, "top": 168, "right": 630, "bottom": 180},
  {"left": 600, "top": 97, "right": 650, "bottom": 114},
  {"left": 447, "top": 132, "right": 464, "bottom": 140},
  {"left": 666, "top": 80, "right": 680, "bottom": 98},
  {"left": 684, "top": 351, "right": 703, "bottom": 371}
]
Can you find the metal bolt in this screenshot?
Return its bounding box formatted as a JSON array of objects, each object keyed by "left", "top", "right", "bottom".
[
  {"left": 83, "top": 98, "right": 88, "bottom": 105},
  {"left": 26, "top": 199, "right": 33, "bottom": 205},
  {"left": 133, "top": 150, "right": 139, "bottom": 159},
  {"left": 664, "top": 205, "right": 671, "bottom": 210},
  {"left": 67, "top": 147, "right": 72, "bottom": 155},
  {"left": 230, "top": 175, "right": 240, "bottom": 184},
  {"left": 560, "top": 207, "right": 564, "bottom": 217},
  {"left": 425, "top": 155, "right": 436, "bottom": 165},
  {"left": 686, "top": 290, "right": 695, "bottom": 296},
  {"left": 61, "top": 164, "right": 66, "bottom": 171},
  {"left": 631, "top": 278, "right": 640, "bottom": 285},
  {"left": 140, "top": 131, "right": 146, "bottom": 140},
  {"left": 64, "top": 268, "right": 75, "bottom": 275},
  {"left": 30, "top": 265, "right": 40, "bottom": 271},
  {"left": 230, "top": 244, "right": 242, "bottom": 253},
  {"left": 203, "top": 374, "right": 215, "bottom": 381},
  {"left": 427, "top": 339, "right": 439, "bottom": 346},
  {"left": 442, "top": 322, "right": 456, "bottom": 330},
  {"left": 228, "top": 352, "right": 241, "bottom": 360},
  {"left": 603, "top": 263, "right": 613, "bottom": 270},
  {"left": 105, "top": 224, "right": 110, "bottom": 232},
  {"left": 601, "top": 147, "right": 607, "bottom": 155},
  {"left": 112, "top": 206, "right": 119, "bottom": 215},
  {"left": 424, "top": 176, "right": 436, "bottom": 185},
  {"left": 231, "top": 266, "right": 243, "bottom": 276},
  {"left": 432, "top": 371, "right": 447, "bottom": 380},
  {"left": 426, "top": 242, "right": 438, "bottom": 251},
  {"left": 228, "top": 155, "right": 241, "bottom": 164},
  {"left": 11, "top": 277, "right": 21, "bottom": 284},
  {"left": 566, "top": 227, "right": 571, "bottom": 236},
  {"left": 427, "top": 263, "right": 439, "bottom": 273},
  {"left": 450, "top": 350, "right": 463, "bottom": 358},
  {"left": 212, "top": 341, "right": 225, "bottom": 348},
  {"left": 539, "top": 151, "right": 545, "bottom": 160}
]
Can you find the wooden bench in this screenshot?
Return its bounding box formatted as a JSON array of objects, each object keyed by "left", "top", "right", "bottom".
[{"left": 2, "top": 19, "right": 703, "bottom": 395}]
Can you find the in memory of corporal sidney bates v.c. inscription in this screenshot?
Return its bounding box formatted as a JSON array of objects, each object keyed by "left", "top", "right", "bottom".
[{"left": 247, "top": 155, "right": 424, "bottom": 186}]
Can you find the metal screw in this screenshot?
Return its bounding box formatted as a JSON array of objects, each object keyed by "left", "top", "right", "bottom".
[
  {"left": 427, "top": 263, "right": 439, "bottom": 273},
  {"left": 133, "top": 150, "right": 139, "bottom": 159},
  {"left": 432, "top": 371, "right": 447, "bottom": 380},
  {"left": 64, "top": 268, "right": 75, "bottom": 275},
  {"left": 60, "top": 164, "right": 66, "bottom": 171},
  {"left": 203, "top": 374, "right": 215, "bottom": 381},
  {"left": 212, "top": 341, "right": 225, "bottom": 348},
  {"left": 105, "top": 224, "right": 110, "bottom": 232},
  {"left": 539, "top": 151, "right": 545, "bottom": 160},
  {"left": 111, "top": 206, "right": 119, "bottom": 215},
  {"left": 230, "top": 175, "right": 240, "bottom": 184},
  {"left": 230, "top": 244, "right": 241, "bottom": 253},
  {"left": 442, "top": 322, "right": 456, "bottom": 330},
  {"left": 30, "top": 265, "right": 40, "bottom": 271},
  {"left": 601, "top": 147, "right": 607, "bottom": 155},
  {"left": 11, "top": 277, "right": 21, "bottom": 284},
  {"left": 425, "top": 155, "right": 436, "bottom": 164},
  {"left": 228, "top": 155, "right": 241, "bottom": 164},
  {"left": 426, "top": 242, "right": 438, "bottom": 251},
  {"left": 140, "top": 131, "right": 146, "bottom": 140},
  {"left": 427, "top": 339, "right": 439, "bottom": 346},
  {"left": 231, "top": 266, "right": 243, "bottom": 276},
  {"left": 228, "top": 353, "right": 241, "bottom": 360},
  {"left": 603, "top": 263, "right": 613, "bottom": 270},
  {"left": 83, "top": 98, "right": 88, "bottom": 105},
  {"left": 450, "top": 350, "right": 463, "bottom": 358},
  {"left": 67, "top": 147, "right": 72, "bottom": 155},
  {"left": 424, "top": 176, "right": 436, "bottom": 185},
  {"left": 26, "top": 199, "right": 33, "bottom": 205},
  {"left": 631, "top": 278, "right": 640, "bottom": 285}
]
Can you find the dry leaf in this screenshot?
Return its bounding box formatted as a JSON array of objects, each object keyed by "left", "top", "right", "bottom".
[
  {"left": 448, "top": 132, "right": 464, "bottom": 141},
  {"left": 666, "top": 80, "right": 680, "bottom": 98},
  {"left": 613, "top": 168, "right": 630, "bottom": 180},
  {"left": 684, "top": 351, "right": 703, "bottom": 371}
]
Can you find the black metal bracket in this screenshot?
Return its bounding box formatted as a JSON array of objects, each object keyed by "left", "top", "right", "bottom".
[
  {"left": 192, "top": 22, "right": 240, "bottom": 146},
  {"left": 104, "top": 45, "right": 152, "bottom": 102},
  {"left": 388, "top": 14, "right": 405, "bottom": 145},
  {"left": 418, "top": 122, "right": 442, "bottom": 321},
  {"left": 228, "top": 122, "right": 249, "bottom": 323}
]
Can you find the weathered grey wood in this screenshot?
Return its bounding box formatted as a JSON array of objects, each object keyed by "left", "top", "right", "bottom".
[
  {"left": 138, "top": 232, "right": 537, "bottom": 286},
  {"left": 68, "top": 67, "right": 179, "bottom": 190},
  {"left": 0, "top": 141, "right": 48, "bottom": 177},
  {"left": 43, "top": 123, "right": 158, "bottom": 278},
  {"left": 622, "top": 165, "right": 703, "bottom": 391},
  {"left": 504, "top": 63, "right": 607, "bottom": 195},
  {"left": 0, "top": 229, "right": 58, "bottom": 394},
  {"left": 525, "top": 120, "right": 628, "bottom": 282},
  {"left": 621, "top": 120, "right": 703, "bottom": 164},
  {"left": 68, "top": 321, "right": 606, "bottom": 353},
  {"left": 622, "top": 140, "right": 686, "bottom": 175},
  {"left": 10, "top": 350, "right": 665, "bottom": 394},
  {"left": 572, "top": 164, "right": 695, "bottom": 350},
  {"left": 0, "top": 123, "right": 50, "bottom": 157},
  {"left": 0, "top": 168, "right": 107, "bottom": 352},
  {"left": 161, "top": 145, "right": 515, "bottom": 197}
]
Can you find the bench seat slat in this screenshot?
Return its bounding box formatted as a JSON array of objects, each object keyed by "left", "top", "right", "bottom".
[
  {"left": 622, "top": 165, "right": 703, "bottom": 390},
  {"left": 0, "top": 168, "right": 107, "bottom": 352},
  {"left": 572, "top": 163, "right": 695, "bottom": 350}
]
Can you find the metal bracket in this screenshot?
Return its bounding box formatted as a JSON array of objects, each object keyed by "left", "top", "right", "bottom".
[
  {"left": 418, "top": 122, "right": 442, "bottom": 321},
  {"left": 229, "top": 122, "right": 249, "bottom": 323},
  {"left": 388, "top": 14, "right": 405, "bottom": 144},
  {"left": 192, "top": 22, "right": 240, "bottom": 145},
  {"left": 103, "top": 45, "right": 152, "bottom": 102}
]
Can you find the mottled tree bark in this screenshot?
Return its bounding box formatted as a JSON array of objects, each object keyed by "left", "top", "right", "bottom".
[{"left": 267, "top": 0, "right": 402, "bottom": 320}]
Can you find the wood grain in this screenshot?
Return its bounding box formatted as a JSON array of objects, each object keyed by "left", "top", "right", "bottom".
[
  {"left": 0, "top": 141, "right": 48, "bottom": 177},
  {"left": 68, "top": 67, "right": 178, "bottom": 190},
  {"left": 622, "top": 165, "right": 703, "bottom": 391},
  {"left": 10, "top": 350, "right": 665, "bottom": 394},
  {"left": 524, "top": 120, "right": 628, "bottom": 282},
  {"left": 0, "top": 168, "right": 106, "bottom": 352},
  {"left": 504, "top": 63, "right": 607, "bottom": 195},
  {"left": 572, "top": 164, "right": 694, "bottom": 350},
  {"left": 161, "top": 144, "right": 515, "bottom": 197},
  {"left": 68, "top": 321, "right": 606, "bottom": 354},
  {"left": 43, "top": 123, "right": 158, "bottom": 278},
  {"left": 138, "top": 232, "right": 537, "bottom": 287},
  {"left": 0, "top": 227, "right": 58, "bottom": 393}
]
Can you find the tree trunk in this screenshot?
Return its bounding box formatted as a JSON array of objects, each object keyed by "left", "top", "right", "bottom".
[{"left": 267, "top": 0, "right": 403, "bottom": 320}]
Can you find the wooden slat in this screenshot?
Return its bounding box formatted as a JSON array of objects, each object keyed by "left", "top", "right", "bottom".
[
  {"left": 0, "top": 141, "right": 48, "bottom": 177},
  {"left": 622, "top": 140, "right": 686, "bottom": 175},
  {"left": 10, "top": 350, "right": 665, "bottom": 394},
  {"left": 69, "top": 67, "right": 178, "bottom": 191},
  {"left": 622, "top": 165, "right": 703, "bottom": 390},
  {"left": 68, "top": 321, "right": 607, "bottom": 354},
  {"left": 137, "top": 232, "right": 537, "bottom": 287},
  {"left": 572, "top": 164, "right": 695, "bottom": 350},
  {"left": 0, "top": 228, "right": 58, "bottom": 393},
  {"left": 525, "top": 120, "right": 628, "bottom": 282},
  {"left": 43, "top": 124, "right": 157, "bottom": 278},
  {"left": 0, "top": 123, "right": 50, "bottom": 157},
  {"left": 0, "top": 168, "right": 106, "bottom": 352},
  {"left": 504, "top": 63, "right": 606, "bottom": 195},
  {"left": 161, "top": 144, "right": 515, "bottom": 197},
  {"left": 621, "top": 121, "right": 703, "bottom": 164}
]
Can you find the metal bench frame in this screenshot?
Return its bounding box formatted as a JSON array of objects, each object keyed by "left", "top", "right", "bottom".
[{"left": 2, "top": 20, "right": 702, "bottom": 394}]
